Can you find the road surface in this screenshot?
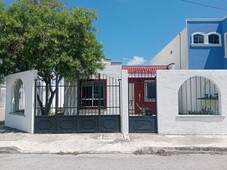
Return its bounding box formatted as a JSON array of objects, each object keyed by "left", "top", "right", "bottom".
[{"left": 0, "top": 153, "right": 226, "bottom": 170}]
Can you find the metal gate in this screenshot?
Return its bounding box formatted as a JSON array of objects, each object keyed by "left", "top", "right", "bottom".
[
  {"left": 128, "top": 76, "right": 157, "bottom": 133},
  {"left": 34, "top": 73, "right": 120, "bottom": 133}
]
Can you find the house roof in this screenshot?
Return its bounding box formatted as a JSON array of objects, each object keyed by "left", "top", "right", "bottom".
[
  {"left": 186, "top": 15, "right": 227, "bottom": 23},
  {"left": 122, "top": 65, "right": 168, "bottom": 74}
]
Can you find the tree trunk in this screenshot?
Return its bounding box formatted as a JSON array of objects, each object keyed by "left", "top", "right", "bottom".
[{"left": 36, "top": 76, "right": 62, "bottom": 116}]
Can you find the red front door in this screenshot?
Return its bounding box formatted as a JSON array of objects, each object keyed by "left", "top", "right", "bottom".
[{"left": 128, "top": 78, "right": 156, "bottom": 115}]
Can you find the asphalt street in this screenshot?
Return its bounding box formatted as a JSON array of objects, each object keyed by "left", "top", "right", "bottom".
[{"left": 0, "top": 153, "right": 227, "bottom": 170}]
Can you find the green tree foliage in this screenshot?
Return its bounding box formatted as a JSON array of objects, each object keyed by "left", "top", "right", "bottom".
[{"left": 0, "top": 0, "right": 104, "bottom": 115}]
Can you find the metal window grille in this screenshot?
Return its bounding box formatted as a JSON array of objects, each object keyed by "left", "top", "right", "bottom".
[{"left": 34, "top": 73, "right": 120, "bottom": 116}]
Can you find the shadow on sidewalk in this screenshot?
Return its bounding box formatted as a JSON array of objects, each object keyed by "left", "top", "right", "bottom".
[{"left": 0, "top": 121, "right": 24, "bottom": 133}]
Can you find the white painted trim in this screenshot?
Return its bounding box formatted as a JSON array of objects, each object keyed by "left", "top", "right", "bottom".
[
  {"left": 191, "top": 32, "right": 222, "bottom": 46},
  {"left": 207, "top": 32, "right": 222, "bottom": 45},
  {"left": 191, "top": 44, "right": 222, "bottom": 47},
  {"left": 225, "top": 32, "right": 227, "bottom": 58},
  {"left": 144, "top": 80, "right": 156, "bottom": 102},
  {"left": 191, "top": 32, "right": 206, "bottom": 45},
  {"left": 187, "top": 15, "right": 227, "bottom": 22},
  {"left": 176, "top": 115, "right": 225, "bottom": 122}
]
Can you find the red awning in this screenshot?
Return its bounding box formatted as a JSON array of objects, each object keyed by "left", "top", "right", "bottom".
[{"left": 122, "top": 65, "right": 168, "bottom": 74}]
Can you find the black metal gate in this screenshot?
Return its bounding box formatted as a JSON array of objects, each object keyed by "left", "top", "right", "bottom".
[
  {"left": 34, "top": 73, "right": 120, "bottom": 133},
  {"left": 128, "top": 75, "right": 157, "bottom": 133}
]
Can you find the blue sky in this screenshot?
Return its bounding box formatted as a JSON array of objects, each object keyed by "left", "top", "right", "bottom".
[{"left": 4, "top": 0, "right": 227, "bottom": 65}]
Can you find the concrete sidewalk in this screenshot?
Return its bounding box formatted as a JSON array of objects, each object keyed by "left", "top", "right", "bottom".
[
  {"left": 0, "top": 132, "right": 227, "bottom": 154},
  {"left": 0, "top": 110, "right": 226, "bottom": 155}
]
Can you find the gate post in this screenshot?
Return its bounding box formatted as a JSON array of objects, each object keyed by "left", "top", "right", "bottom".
[
  {"left": 121, "top": 70, "right": 129, "bottom": 133},
  {"left": 76, "top": 73, "right": 80, "bottom": 132}
]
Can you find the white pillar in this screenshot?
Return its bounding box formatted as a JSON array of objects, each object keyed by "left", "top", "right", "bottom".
[
  {"left": 120, "top": 70, "right": 129, "bottom": 134},
  {"left": 5, "top": 70, "right": 37, "bottom": 133}
]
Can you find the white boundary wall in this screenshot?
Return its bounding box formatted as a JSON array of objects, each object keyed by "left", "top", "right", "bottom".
[
  {"left": 121, "top": 70, "right": 129, "bottom": 134},
  {"left": 5, "top": 70, "right": 37, "bottom": 133},
  {"left": 156, "top": 70, "right": 227, "bottom": 134}
]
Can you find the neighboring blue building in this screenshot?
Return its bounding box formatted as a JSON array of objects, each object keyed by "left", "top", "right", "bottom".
[{"left": 150, "top": 16, "right": 227, "bottom": 69}]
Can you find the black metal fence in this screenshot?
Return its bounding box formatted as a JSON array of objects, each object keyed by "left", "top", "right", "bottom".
[
  {"left": 34, "top": 73, "right": 121, "bottom": 133},
  {"left": 178, "top": 76, "right": 219, "bottom": 115}
]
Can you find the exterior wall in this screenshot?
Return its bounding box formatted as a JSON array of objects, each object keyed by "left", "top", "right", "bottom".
[
  {"left": 98, "top": 62, "right": 122, "bottom": 116},
  {"left": 223, "top": 19, "right": 227, "bottom": 60},
  {"left": 0, "top": 84, "right": 6, "bottom": 108},
  {"left": 150, "top": 28, "right": 188, "bottom": 69},
  {"left": 187, "top": 19, "right": 226, "bottom": 69},
  {"left": 151, "top": 16, "right": 227, "bottom": 70},
  {"left": 99, "top": 59, "right": 122, "bottom": 79},
  {"left": 5, "top": 70, "right": 37, "bottom": 133},
  {"left": 180, "top": 28, "right": 188, "bottom": 69},
  {"left": 156, "top": 70, "right": 227, "bottom": 134}
]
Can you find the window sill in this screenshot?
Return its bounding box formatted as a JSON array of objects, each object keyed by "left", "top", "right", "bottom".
[
  {"left": 9, "top": 111, "right": 25, "bottom": 117},
  {"left": 191, "top": 43, "right": 222, "bottom": 47},
  {"left": 176, "top": 115, "right": 225, "bottom": 122}
]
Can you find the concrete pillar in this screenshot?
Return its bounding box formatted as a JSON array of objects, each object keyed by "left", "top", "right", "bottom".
[{"left": 120, "top": 70, "right": 129, "bottom": 134}]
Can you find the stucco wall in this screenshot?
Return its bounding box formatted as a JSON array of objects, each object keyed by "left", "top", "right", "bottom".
[
  {"left": 151, "top": 17, "right": 227, "bottom": 70},
  {"left": 156, "top": 70, "right": 227, "bottom": 134},
  {"left": 5, "top": 70, "right": 37, "bottom": 133},
  {"left": 187, "top": 20, "right": 226, "bottom": 69},
  {"left": 150, "top": 28, "right": 188, "bottom": 69}
]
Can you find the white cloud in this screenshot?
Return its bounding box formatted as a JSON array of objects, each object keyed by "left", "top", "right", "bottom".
[{"left": 126, "top": 56, "right": 146, "bottom": 65}]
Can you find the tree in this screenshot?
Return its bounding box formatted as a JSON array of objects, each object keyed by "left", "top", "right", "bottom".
[{"left": 0, "top": 0, "right": 104, "bottom": 115}]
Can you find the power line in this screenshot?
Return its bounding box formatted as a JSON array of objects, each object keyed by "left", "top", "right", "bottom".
[{"left": 182, "top": 0, "right": 227, "bottom": 11}]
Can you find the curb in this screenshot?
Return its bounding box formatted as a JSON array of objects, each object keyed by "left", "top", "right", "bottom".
[
  {"left": 0, "top": 146, "right": 227, "bottom": 155},
  {"left": 133, "top": 147, "right": 227, "bottom": 155},
  {"left": 0, "top": 147, "right": 20, "bottom": 154}
]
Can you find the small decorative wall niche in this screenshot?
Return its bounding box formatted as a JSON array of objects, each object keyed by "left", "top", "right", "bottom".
[
  {"left": 11, "top": 79, "right": 25, "bottom": 114},
  {"left": 178, "top": 76, "right": 219, "bottom": 115}
]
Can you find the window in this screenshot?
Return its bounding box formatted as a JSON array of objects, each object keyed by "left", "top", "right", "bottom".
[
  {"left": 144, "top": 80, "right": 156, "bottom": 102},
  {"left": 193, "top": 34, "right": 204, "bottom": 44},
  {"left": 81, "top": 80, "right": 106, "bottom": 108},
  {"left": 191, "top": 32, "right": 222, "bottom": 46},
  {"left": 208, "top": 34, "right": 219, "bottom": 44}
]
